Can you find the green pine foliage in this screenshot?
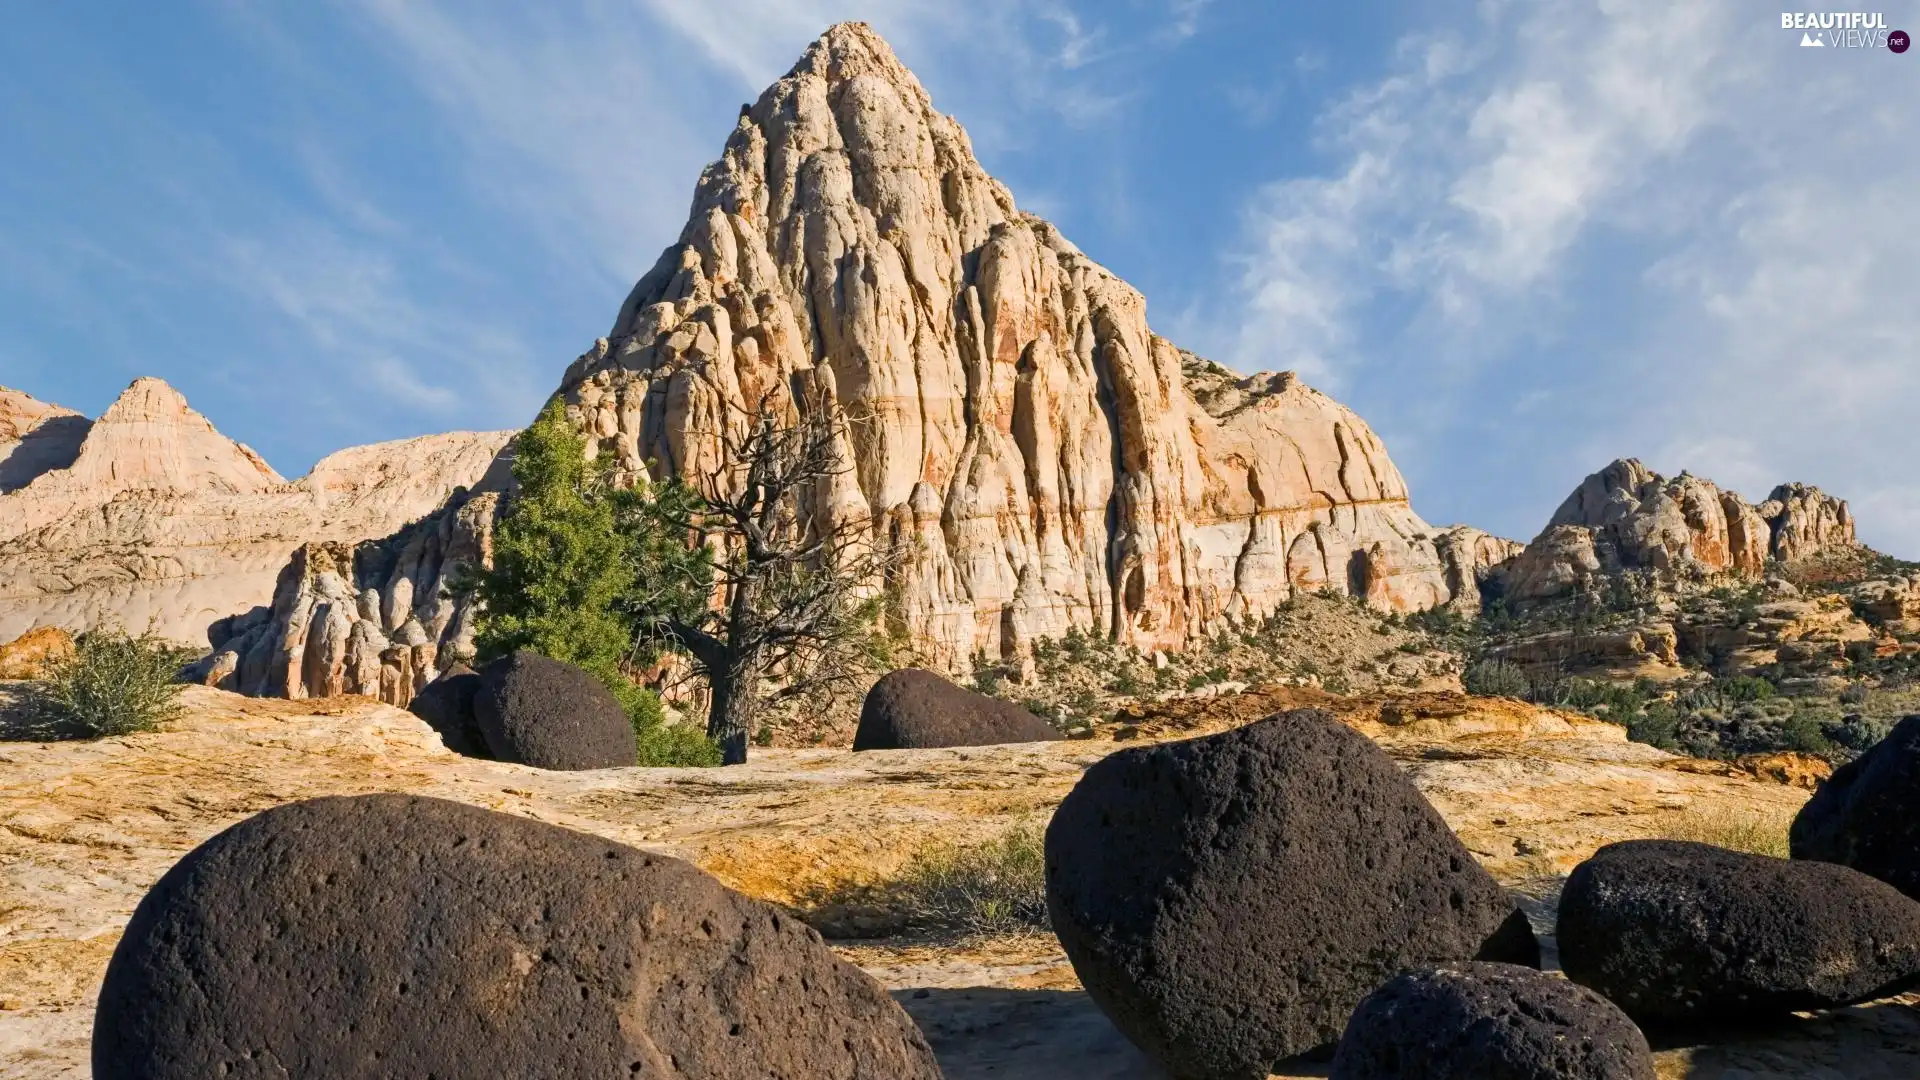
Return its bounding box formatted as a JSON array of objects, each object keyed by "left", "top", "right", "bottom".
[{"left": 468, "top": 400, "right": 720, "bottom": 767}]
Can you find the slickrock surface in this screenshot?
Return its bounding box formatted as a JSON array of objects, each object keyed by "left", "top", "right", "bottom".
[
  {"left": 5, "top": 683, "right": 1914, "bottom": 1078},
  {"left": 0, "top": 379, "right": 511, "bottom": 646},
  {"left": 235, "top": 22, "right": 1515, "bottom": 705},
  {"left": 1503, "top": 458, "right": 1858, "bottom": 603}
]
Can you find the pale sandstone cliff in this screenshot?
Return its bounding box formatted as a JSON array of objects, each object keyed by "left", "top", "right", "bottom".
[
  {"left": 0, "top": 379, "right": 512, "bottom": 645},
  {"left": 223, "top": 23, "right": 1508, "bottom": 705},
  {"left": 1502, "top": 458, "right": 1858, "bottom": 603}
]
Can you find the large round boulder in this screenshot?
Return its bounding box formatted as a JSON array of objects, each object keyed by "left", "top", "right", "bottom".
[
  {"left": 475, "top": 650, "right": 635, "bottom": 770},
  {"left": 1792, "top": 713, "right": 1920, "bottom": 899},
  {"left": 1331, "top": 962, "right": 1654, "bottom": 1080},
  {"left": 408, "top": 662, "right": 486, "bottom": 757},
  {"left": 852, "top": 668, "right": 1061, "bottom": 750},
  {"left": 1558, "top": 839, "right": 1920, "bottom": 1022},
  {"left": 93, "top": 794, "right": 942, "bottom": 1080},
  {"left": 1045, "top": 709, "right": 1538, "bottom": 1079}
]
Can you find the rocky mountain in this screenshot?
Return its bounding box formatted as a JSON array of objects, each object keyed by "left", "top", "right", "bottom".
[
  {"left": 1500, "top": 458, "right": 1859, "bottom": 604},
  {"left": 0, "top": 379, "right": 512, "bottom": 645},
  {"left": 217, "top": 22, "right": 1511, "bottom": 706}
]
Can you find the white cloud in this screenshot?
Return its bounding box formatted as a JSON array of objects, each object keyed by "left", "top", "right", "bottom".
[{"left": 1217, "top": 0, "right": 1920, "bottom": 553}]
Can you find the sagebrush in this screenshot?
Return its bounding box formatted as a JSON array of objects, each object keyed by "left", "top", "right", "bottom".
[{"left": 24, "top": 629, "right": 187, "bottom": 738}]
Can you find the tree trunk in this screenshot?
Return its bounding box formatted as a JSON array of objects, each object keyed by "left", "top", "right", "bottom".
[{"left": 706, "top": 656, "right": 761, "bottom": 765}]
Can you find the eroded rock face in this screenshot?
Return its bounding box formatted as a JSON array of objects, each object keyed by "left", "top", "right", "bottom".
[
  {"left": 852, "top": 668, "right": 1060, "bottom": 750},
  {"left": 183, "top": 487, "right": 501, "bottom": 706},
  {"left": 1557, "top": 840, "right": 1920, "bottom": 1022},
  {"left": 1331, "top": 962, "right": 1655, "bottom": 1080},
  {"left": 1502, "top": 459, "right": 1857, "bottom": 603},
  {"left": 92, "top": 793, "right": 942, "bottom": 1080},
  {"left": 0, "top": 378, "right": 512, "bottom": 646},
  {"left": 1044, "top": 709, "right": 1538, "bottom": 1078}
]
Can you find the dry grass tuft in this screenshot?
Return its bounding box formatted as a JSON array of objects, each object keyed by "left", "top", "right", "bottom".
[
  {"left": 803, "top": 821, "right": 1050, "bottom": 941},
  {"left": 1646, "top": 802, "right": 1796, "bottom": 859}
]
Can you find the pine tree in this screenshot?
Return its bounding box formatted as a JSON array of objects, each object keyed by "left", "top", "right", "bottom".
[{"left": 469, "top": 400, "right": 718, "bottom": 766}]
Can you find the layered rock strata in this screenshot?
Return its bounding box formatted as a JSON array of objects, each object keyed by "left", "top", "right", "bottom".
[
  {"left": 231, "top": 23, "right": 1505, "bottom": 704},
  {"left": 0, "top": 379, "right": 511, "bottom": 645},
  {"left": 1502, "top": 459, "right": 1857, "bottom": 603}
]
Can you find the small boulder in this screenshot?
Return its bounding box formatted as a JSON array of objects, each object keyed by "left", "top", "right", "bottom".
[
  {"left": 1331, "top": 962, "right": 1655, "bottom": 1080},
  {"left": 1558, "top": 839, "right": 1920, "bottom": 1022},
  {"left": 0, "top": 625, "right": 75, "bottom": 679},
  {"left": 474, "top": 650, "right": 635, "bottom": 770},
  {"left": 1046, "top": 709, "right": 1537, "bottom": 1079},
  {"left": 852, "top": 668, "right": 1061, "bottom": 750},
  {"left": 408, "top": 663, "right": 486, "bottom": 757},
  {"left": 92, "top": 794, "right": 942, "bottom": 1080},
  {"left": 1791, "top": 713, "right": 1920, "bottom": 898}
]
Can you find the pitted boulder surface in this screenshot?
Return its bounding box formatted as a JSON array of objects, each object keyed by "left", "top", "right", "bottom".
[
  {"left": 475, "top": 650, "right": 636, "bottom": 769},
  {"left": 91, "top": 794, "right": 942, "bottom": 1080},
  {"left": 853, "top": 668, "right": 1061, "bottom": 750},
  {"left": 1558, "top": 839, "right": 1920, "bottom": 1022},
  {"left": 1045, "top": 709, "right": 1537, "bottom": 1079}
]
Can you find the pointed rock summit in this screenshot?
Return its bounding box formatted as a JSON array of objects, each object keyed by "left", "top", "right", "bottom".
[
  {"left": 52, "top": 377, "right": 285, "bottom": 496},
  {"left": 563, "top": 22, "right": 1498, "bottom": 663},
  {"left": 0, "top": 378, "right": 511, "bottom": 645},
  {"left": 232, "top": 22, "right": 1510, "bottom": 702}
]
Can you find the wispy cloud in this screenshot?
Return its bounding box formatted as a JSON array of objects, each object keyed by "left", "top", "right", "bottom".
[{"left": 1214, "top": 0, "right": 1920, "bottom": 552}]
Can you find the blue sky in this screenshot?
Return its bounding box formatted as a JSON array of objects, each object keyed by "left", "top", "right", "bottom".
[{"left": 2, "top": 1, "right": 1915, "bottom": 554}]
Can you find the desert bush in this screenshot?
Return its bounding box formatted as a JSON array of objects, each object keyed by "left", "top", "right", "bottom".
[
  {"left": 1647, "top": 803, "right": 1794, "bottom": 859},
  {"left": 1463, "top": 658, "right": 1530, "bottom": 698},
  {"left": 23, "top": 629, "right": 186, "bottom": 738}
]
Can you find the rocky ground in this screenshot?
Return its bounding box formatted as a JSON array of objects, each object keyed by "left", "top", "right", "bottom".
[{"left": 5, "top": 683, "right": 1914, "bottom": 1078}]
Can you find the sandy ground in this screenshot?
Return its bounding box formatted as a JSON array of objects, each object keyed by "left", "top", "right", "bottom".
[{"left": 2, "top": 684, "right": 1913, "bottom": 1078}]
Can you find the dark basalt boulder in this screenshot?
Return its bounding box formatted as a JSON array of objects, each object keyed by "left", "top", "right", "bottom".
[
  {"left": 408, "top": 662, "right": 485, "bottom": 757},
  {"left": 1045, "top": 709, "right": 1538, "bottom": 1080},
  {"left": 92, "top": 794, "right": 942, "bottom": 1080},
  {"left": 474, "top": 650, "right": 635, "bottom": 770},
  {"left": 1558, "top": 839, "right": 1920, "bottom": 1022},
  {"left": 1792, "top": 713, "right": 1920, "bottom": 899},
  {"left": 852, "top": 668, "right": 1061, "bottom": 750},
  {"left": 1331, "top": 962, "right": 1655, "bottom": 1080}
]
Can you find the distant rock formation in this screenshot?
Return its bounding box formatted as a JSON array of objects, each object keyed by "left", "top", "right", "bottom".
[
  {"left": 233, "top": 22, "right": 1508, "bottom": 706},
  {"left": 0, "top": 379, "right": 511, "bottom": 645},
  {"left": 1501, "top": 459, "right": 1858, "bottom": 603}
]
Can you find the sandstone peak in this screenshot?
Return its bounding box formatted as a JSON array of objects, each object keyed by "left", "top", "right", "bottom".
[
  {"left": 236, "top": 22, "right": 1512, "bottom": 703},
  {"left": 0, "top": 373, "right": 513, "bottom": 645},
  {"left": 1504, "top": 457, "right": 1859, "bottom": 602},
  {"left": 44, "top": 376, "right": 286, "bottom": 497}
]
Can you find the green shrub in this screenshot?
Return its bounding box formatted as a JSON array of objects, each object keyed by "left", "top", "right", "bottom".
[
  {"left": 464, "top": 401, "right": 720, "bottom": 767},
  {"left": 24, "top": 629, "right": 186, "bottom": 738},
  {"left": 1463, "top": 658, "right": 1530, "bottom": 698}
]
